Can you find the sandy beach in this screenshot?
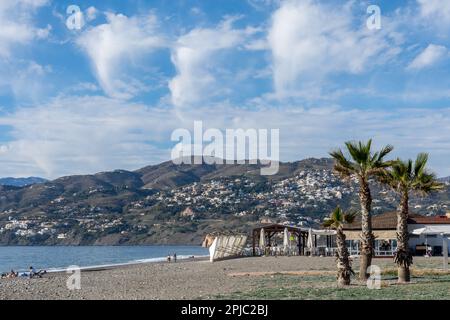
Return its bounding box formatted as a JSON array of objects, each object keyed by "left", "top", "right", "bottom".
[{"left": 1, "top": 256, "right": 449, "bottom": 300}]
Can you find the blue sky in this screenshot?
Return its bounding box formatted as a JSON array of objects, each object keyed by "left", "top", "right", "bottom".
[{"left": 0, "top": 0, "right": 450, "bottom": 178}]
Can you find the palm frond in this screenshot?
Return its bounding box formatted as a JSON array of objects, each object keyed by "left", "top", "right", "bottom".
[
  {"left": 344, "top": 211, "right": 357, "bottom": 224},
  {"left": 325, "top": 207, "right": 355, "bottom": 229},
  {"left": 322, "top": 218, "right": 334, "bottom": 228},
  {"left": 381, "top": 152, "right": 444, "bottom": 197},
  {"left": 414, "top": 153, "right": 428, "bottom": 177},
  {"left": 377, "top": 144, "right": 394, "bottom": 161},
  {"left": 331, "top": 139, "right": 394, "bottom": 184},
  {"left": 332, "top": 207, "right": 342, "bottom": 222},
  {"left": 345, "top": 141, "right": 367, "bottom": 164},
  {"left": 329, "top": 149, "right": 354, "bottom": 178}
]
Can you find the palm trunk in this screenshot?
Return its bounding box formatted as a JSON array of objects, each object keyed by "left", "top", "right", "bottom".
[
  {"left": 395, "top": 190, "right": 413, "bottom": 283},
  {"left": 358, "top": 178, "right": 374, "bottom": 280},
  {"left": 336, "top": 227, "right": 353, "bottom": 286}
]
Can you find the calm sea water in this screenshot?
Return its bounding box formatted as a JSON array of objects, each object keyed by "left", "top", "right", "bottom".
[{"left": 0, "top": 246, "right": 209, "bottom": 273}]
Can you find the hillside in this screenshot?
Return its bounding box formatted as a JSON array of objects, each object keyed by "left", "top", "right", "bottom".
[{"left": 0, "top": 158, "right": 448, "bottom": 245}]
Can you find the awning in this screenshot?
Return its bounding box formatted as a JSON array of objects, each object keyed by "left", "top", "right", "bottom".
[
  {"left": 412, "top": 226, "right": 450, "bottom": 235},
  {"left": 312, "top": 229, "right": 336, "bottom": 236}
]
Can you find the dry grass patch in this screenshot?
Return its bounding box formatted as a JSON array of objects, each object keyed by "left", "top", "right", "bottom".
[
  {"left": 228, "top": 270, "right": 336, "bottom": 277},
  {"left": 381, "top": 267, "right": 450, "bottom": 276}
]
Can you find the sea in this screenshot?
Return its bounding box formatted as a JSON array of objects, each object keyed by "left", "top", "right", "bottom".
[{"left": 0, "top": 246, "right": 209, "bottom": 273}]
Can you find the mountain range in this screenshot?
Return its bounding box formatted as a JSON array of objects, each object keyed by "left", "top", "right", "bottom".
[
  {"left": 0, "top": 158, "right": 448, "bottom": 245},
  {"left": 0, "top": 177, "right": 48, "bottom": 187}
]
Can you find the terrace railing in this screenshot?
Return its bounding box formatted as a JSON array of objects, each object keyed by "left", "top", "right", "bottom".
[{"left": 348, "top": 248, "right": 396, "bottom": 256}]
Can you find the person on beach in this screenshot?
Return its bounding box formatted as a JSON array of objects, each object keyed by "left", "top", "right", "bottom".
[
  {"left": 8, "top": 269, "right": 18, "bottom": 278},
  {"left": 0, "top": 270, "right": 17, "bottom": 279},
  {"left": 167, "top": 255, "right": 171, "bottom": 263},
  {"left": 29, "top": 266, "right": 36, "bottom": 278},
  {"left": 29, "top": 266, "right": 46, "bottom": 278},
  {"left": 173, "top": 253, "right": 177, "bottom": 263}
]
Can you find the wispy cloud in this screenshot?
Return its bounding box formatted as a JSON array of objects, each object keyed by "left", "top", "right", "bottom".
[
  {"left": 268, "top": 0, "right": 402, "bottom": 99},
  {"left": 417, "top": 0, "right": 450, "bottom": 29},
  {"left": 0, "top": 0, "right": 49, "bottom": 57},
  {"left": 407, "top": 44, "right": 448, "bottom": 70},
  {"left": 76, "top": 12, "right": 166, "bottom": 100},
  {"left": 169, "top": 17, "right": 258, "bottom": 108},
  {"left": 0, "top": 0, "right": 51, "bottom": 103},
  {"left": 0, "top": 95, "right": 175, "bottom": 178}
]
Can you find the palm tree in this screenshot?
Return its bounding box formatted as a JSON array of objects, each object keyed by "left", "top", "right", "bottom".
[
  {"left": 323, "top": 207, "right": 356, "bottom": 286},
  {"left": 330, "top": 139, "right": 393, "bottom": 280},
  {"left": 378, "top": 153, "right": 444, "bottom": 283}
]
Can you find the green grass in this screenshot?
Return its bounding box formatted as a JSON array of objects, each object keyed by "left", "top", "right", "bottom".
[{"left": 213, "top": 274, "right": 450, "bottom": 300}]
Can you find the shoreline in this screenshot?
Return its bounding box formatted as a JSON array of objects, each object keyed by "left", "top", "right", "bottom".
[
  {"left": 1, "top": 254, "right": 210, "bottom": 275},
  {"left": 46, "top": 254, "right": 210, "bottom": 274}
]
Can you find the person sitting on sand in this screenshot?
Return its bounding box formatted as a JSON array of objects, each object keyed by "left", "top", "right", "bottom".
[
  {"left": 29, "top": 266, "right": 46, "bottom": 278},
  {"left": 8, "top": 269, "right": 18, "bottom": 278}
]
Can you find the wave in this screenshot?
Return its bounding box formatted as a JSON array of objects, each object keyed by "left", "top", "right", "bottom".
[{"left": 45, "top": 254, "right": 209, "bottom": 273}]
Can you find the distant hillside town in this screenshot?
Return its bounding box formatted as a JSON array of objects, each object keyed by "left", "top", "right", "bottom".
[{"left": 0, "top": 158, "right": 449, "bottom": 245}]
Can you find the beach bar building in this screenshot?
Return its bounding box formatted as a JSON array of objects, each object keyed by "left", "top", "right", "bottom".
[
  {"left": 343, "top": 211, "right": 450, "bottom": 257},
  {"left": 250, "top": 212, "right": 450, "bottom": 258}
]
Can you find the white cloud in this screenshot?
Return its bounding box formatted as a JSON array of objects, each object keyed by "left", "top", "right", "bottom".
[
  {"left": 268, "top": 0, "right": 401, "bottom": 98},
  {"left": 0, "top": 0, "right": 51, "bottom": 102},
  {"left": 0, "top": 0, "right": 48, "bottom": 57},
  {"left": 76, "top": 13, "right": 165, "bottom": 99},
  {"left": 407, "top": 44, "right": 448, "bottom": 70},
  {"left": 0, "top": 60, "right": 52, "bottom": 104},
  {"left": 0, "top": 95, "right": 177, "bottom": 178},
  {"left": 36, "top": 24, "right": 52, "bottom": 39},
  {"left": 169, "top": 17, "right": 256, "bottom": 108},
  {"left": 10, "top": 61, "right": 51, "bottom": 99},
  {"left": 417, "top": 0, "right": 450, "bottom": 28}
]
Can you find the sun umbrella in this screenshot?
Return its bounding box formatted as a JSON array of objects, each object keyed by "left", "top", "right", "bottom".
[
  {"left": 283, "top": 228, "right": 289, "bottom": 252},
  {"left": 259, "top": 228, "right": 266, "bottom": 249},
  {"left": 307, "top": 228, "right": 315, "bottom": 256},
  {"left": 413, "top": 226, "right": 449, "bottom": 267},
  {"left": 442, "top": 233, "right": 449, "bottom": 270}
]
